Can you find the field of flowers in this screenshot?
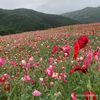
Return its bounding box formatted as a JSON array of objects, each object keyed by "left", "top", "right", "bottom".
[{"left": 0, "top": 23, "right": 100, "bottom": 100}]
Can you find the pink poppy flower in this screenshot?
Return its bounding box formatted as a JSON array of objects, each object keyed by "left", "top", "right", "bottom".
[
  {"left": 0, "top": 57, "right": 5, "bottom": 66},
  {"left": 45, "top": 67, "right": 53, "bottom": 76},
  {"left": 21, "top": 60, "right": 27, "bottom": 66},
  {"left": 48, "top": 58, "right": 55, "bottom": 63},
  {"left": 32, "top": 90, "right": 42, "bottom": 96},
  {"left": 11, "top": 60, "right": 16, "bottom": 66},
  {"left": 24, "top": 75, "right": 31, "bottom": 81},
  {"left": 84, "top": 52, "right": 93, "bottom": 65},
  {"left": 60, "top": 46, "right": 71, "bottom": 53},
  {"left": 71, "top": 92, "right": 77, "bottom": 100}
]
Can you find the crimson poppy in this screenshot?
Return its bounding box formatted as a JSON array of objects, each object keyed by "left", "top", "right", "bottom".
[
  {"left": 78, "top": 35, "right": 88, "bottom": 49},
  {"left": 52, "top": 45, "right": 58, "bottom": 53},
  {"left": 84, "top": 90, "right": 96, "bottom": 100},
  {"left": 69, "top": 65, "right": 81, "bottom": 74},
  {"left": 73, "top": 42, "right": 80, "bottom": 59}
]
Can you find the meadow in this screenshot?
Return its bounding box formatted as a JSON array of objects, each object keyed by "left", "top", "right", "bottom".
[{"left": 0, "top": 23, "right": 100, "bottom": 100}]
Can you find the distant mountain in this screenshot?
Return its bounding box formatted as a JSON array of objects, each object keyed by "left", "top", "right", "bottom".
[
  {"left": 61, "top": 6, "right": 100, "bottom": 23},
  {"left": 0, "top": 8, "right": 79, "bottom": 35}
]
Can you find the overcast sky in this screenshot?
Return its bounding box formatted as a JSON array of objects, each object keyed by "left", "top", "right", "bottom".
[{"left": 0, "top": 0, "right": 100, "bottom": 14}]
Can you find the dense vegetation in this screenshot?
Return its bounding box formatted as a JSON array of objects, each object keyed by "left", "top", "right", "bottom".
[
  {"left": 0, "top": 8, "right": 79, "bottom": 35},
  {"left": 61, "top": 6, "right": 100, "bottom": 23},
  {"left": 0, "top": 23, "right": 100, "bottom": 99}
]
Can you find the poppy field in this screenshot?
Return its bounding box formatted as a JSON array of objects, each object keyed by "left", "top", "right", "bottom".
[{"left": 0, "top": 23, "right": 100, "bottom": 100}]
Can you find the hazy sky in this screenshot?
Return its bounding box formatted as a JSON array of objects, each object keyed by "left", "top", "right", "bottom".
[{"left": 0, "top": 0, "right": 100, "bottom": 14}]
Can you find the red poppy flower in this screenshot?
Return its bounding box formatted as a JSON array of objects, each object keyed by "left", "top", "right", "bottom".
[
  {"left": 52, "top": 45, "right": 58, "bottom": 53},
  {"left": 73, "top": 42, "right": 80, "bottom": 59},
  {"left": 73, "top": 36, "right": 88, "bottom": 59},
  {"left": 84, "top": 90, "right": 96, "bottom": 100},
  {"left": 69, "top": 65, "right": 81, "bottom": 74},
  {"left": 69, "top": 65, "right": 89, "bottom": 74},
  {"left": 4, "top": 85, "right": 10, "bottom": 91},
  {"left": 78, "top": 35, "right": 88, "bottom": 49},
  {"left": 80, "top": 65, "right": 89, "bottom": 74}
]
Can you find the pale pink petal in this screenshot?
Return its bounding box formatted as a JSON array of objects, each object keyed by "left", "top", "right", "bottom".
[
  {"left": 24, "top": 75, "right": 31, "bottom": 81},
  {"left": 71, "top": 92, "right": 77, "bottom": 100},
  {"left": 45, "top": 67, "right": 53, "bottom": 76},
  {"left": 84, "top": 52, "right": 93, "bottom": 65},
  {"left": 21, "top": 60, "right": 27, "bottom": 66},
  {"left": 32, "top": 90, "right": 42, "bottom": 96},
  {"left": 0, "top": 57, "right": 5, "bottom": 66}
]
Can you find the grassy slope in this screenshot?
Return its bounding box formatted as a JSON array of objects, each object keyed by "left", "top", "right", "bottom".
[
  {"left": 0, "top": 23, "right": 100, "bottom": 99},
  {"left": 0, "top": 8, "right": 79, "bottom": 35}
]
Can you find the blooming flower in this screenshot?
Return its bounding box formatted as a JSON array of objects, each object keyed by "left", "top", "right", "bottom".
[
  {"left": 32, "top": 90, "right": 42, "bottom": 96},
  {"left": 48, "top": 58, "right": 55, "bottom": 63},
  {"left": 71, "top": 92, "right": 77, "bottom": 100},
  {"left": 69, "top": 65, "right": 89, "bottom": 74},
  {"left": 45, "top": 67, "right": 53, "bottom": 76},
  {"left": 24, "top": 75, "right": 31, "bottom": 81},
  {"left": 69, "top": 65, "right": 80, "bottom": 74},
  {"left": 78, "top": 35, "right": 88, "bottom": 49},
  {"left": 0, "top": 57, "right": 5, "bottom": 66},
  {"left": 21, "top": 60, "right": 27, "bottom": 66},
  {"left": 84, "top": 52, "right": 93, "bottom": 66},
  {"left": 60, "top": 46, "right": 71, "bottom": 53},
  {"left": 73, "top": 36, "right": 88, "bottom": 59},
  {"left": 52, "top": 45, "right": 58, "bottom": 53},
  {"left": 73, "top": 42, "right": 80, "bottom": 59},
  {"left": 84, "top": 90, "right": 96, "bottom": 100}
]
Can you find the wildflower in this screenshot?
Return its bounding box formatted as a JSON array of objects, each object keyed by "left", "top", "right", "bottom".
[
  {"left": 52, "top": 45, "right": 58, "bottom": 53},
  {"left": 73, "top": 42, "right": 80, "bottom": 59},
  {"left": 78, "top": 35, "right": 88, "bottom": 49},
  {"left": 69, "top": 65, "right": 89, "bottom": 74},
  {"left": 84, "top": 90, "right": 96, "bottom": 100},
  {"left": 80, "top": 65, "right": 89, "bottom": 74},
  {"left": 24, "top": 75, "right": 31, "bottom": 81},
  {"left": 4, "top": 85, "right": 10, "bottom": 91},
  {"left": 0, "top": 57, "right": 5, "bottom": 66},
  {"left": 73, "top": 36, "right": 88, "bottom": 59},
  {"left": 60, "top": 46, "right": 71, "bottom": 53},
  {"left": 29, "top": 56, "right": 34, "bottom": 62},
  {"left": 45, "top": 67, "right": 53, "bottom": 76},
  {"left": 39, "top": 78, "right": 46, "bottom": 84},
  {"left": 50, "top": 82, "right": 54, "bottom": 87},
  {"left": 69, "top": 65, "right": 80, "bottom": 74},
  {"left": 84, "top": 52, "right": 93, "bottom": 66},
  {"left": 11, "top": 60, "right": 16, "bottom": 66},
  {"left": 21, "top": 60, "right": 27, "bottom": 66},
  {"left": 71, "top": 92, "right": 77, "bottom": 100},
  {"left": 48, "top": 58, "right": 55, "bottom": 63},
  {"left": 32, "top": 90, "right": 42, "bottom": 96}
]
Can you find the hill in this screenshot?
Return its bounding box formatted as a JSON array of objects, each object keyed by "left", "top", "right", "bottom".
[
  {"left": 0, "top": 23, "right": 100, "bottom": 99},
  {"left": 61, "top": 6, "right": 100, "bottom": 23},
  {"left": 0, "top": 8, "right": 79, "bottom": 35}
]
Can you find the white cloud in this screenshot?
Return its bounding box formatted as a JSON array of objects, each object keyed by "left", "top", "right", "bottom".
[{"left": 0, "top": 0, "right": 99, "bottom": 14}]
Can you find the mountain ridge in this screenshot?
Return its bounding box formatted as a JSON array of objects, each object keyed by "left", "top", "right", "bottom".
[
  {"left": 61, "top": 6, "right": 100, "bottom": 23},
  {"left": 0, "top": 8, "right": 79, "bottom": 35}
]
